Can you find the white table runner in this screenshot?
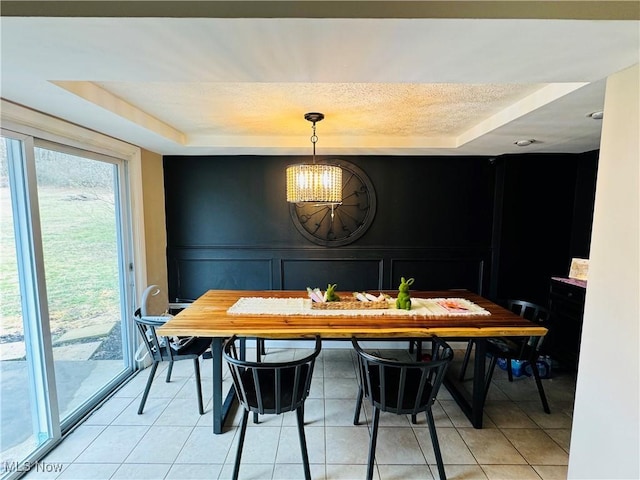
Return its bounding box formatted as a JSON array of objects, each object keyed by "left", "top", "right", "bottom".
[{"left": 227, "top": 297, "right": 490, "bottom": 317}]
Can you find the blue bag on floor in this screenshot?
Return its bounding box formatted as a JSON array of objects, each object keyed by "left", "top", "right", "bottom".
[{"left": 496, "top": 358, "right": 531, "bottom": 377}]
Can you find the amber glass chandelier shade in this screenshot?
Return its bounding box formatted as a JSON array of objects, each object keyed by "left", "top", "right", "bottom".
[
  {"left": 286, "top": 112, "right": 343, "bottom": 203},
  {"left": 286, "top": 164, "right": 342, "bottom": 203}
]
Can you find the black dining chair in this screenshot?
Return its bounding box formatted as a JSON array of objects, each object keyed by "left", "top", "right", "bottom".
[
  {"left": 223, "top": 335, "right": 322, "bottom": 480},
  {"left": 133, "top": 310, "right": 212, "bottom": 415},
  {"left": 352, "top": 337, "right": 454, "bottom": 480},
  {"left": 458, "top": 299, "right": 551, "bottom": 413}
]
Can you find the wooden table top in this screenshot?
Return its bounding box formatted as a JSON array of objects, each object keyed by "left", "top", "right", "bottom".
[{"left": 157, "top": 290, "right": 548, "bottom": 339}]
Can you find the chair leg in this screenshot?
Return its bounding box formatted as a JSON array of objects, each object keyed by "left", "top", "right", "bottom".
[
  {"left": 458, "top": 341, "right": 474, "bottom": 381},
  {"left": 408, "top": 340, "right": 414, "bottom": 353},
  {"left": 530, "top": 361, "right": 551, "bottom": 414},
  {"left": 296, "top": 406, "right": 312, "bottom": 480},
  {"left": 506, "top": 358, "right": 514, "bottom": 382},
  {"left": 353, "top": 385, "right": 364, "bottom": 425},
  {"left": 232, "top": 409, "right": 249, "bottom": 480},
  {"left": 138, "top": 361, "right": 159, "bottom": 414},
  {"left": 426, "top": 408, "right": 447, "bottom": 480},
  {"left": 193, "top": 358, "right": 204, "bottom": 415},
  {"left": 483, "top": 355, "right": 499, "bottom": 404},
  {"left": 366, "top": 407, "right": 380, "bottom": 480},
  {"left": 165, "top": 360, "right": 174, "bottom": 382},
  {"left": 415, "top": 340, "right": 422, "bottom": 361},
  {"left": 253, "top": 341, "right": 262, "bottom": 424}
]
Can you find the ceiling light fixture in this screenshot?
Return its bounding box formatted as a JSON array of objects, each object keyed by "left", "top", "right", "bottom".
[
  {"left": 286, "top": 113, "right": 342, "bottom": 204},
  {"left": 587, "top": 111, "right": 604, "bottom": 120},
  {"left": 514, "top": 139, "right": 535, "bottom": 147}
]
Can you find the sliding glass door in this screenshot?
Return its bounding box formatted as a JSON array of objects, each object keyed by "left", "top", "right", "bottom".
[
  {"left": 0, "top": 135, "right": 54, "bottom": 468},
  {"left": 33, "top": 143, "right": 133, "bottom": 424},
  {"left": 0, "top": 133, "right": 135, "bottom": 477}
]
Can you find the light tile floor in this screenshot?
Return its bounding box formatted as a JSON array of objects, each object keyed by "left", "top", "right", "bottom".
[{"left": 29, "top": 345, "right": 576, "bottom": 480}]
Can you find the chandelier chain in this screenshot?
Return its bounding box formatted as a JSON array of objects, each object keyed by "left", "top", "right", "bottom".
[{"left": 310, "top": 122, "right": 318, "bottom": 163}]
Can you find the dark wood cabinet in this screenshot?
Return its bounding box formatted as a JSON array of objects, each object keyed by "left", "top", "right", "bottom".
[{"left": 548, "top": 277, "right": 586, "bottom": 370}]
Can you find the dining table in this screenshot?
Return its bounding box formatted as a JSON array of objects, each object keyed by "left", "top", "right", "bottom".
[{"left": 157, "top": 289, "right": 547, "bottom": 434}]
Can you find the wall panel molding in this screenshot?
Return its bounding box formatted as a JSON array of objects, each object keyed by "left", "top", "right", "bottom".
[{"left": 168, "top": 246, "right": 490, "bottom": 299}]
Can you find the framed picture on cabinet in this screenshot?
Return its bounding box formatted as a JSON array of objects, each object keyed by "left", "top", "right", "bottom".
[{"left": 569, "top": 258, "right": 589, "bottom": 281}]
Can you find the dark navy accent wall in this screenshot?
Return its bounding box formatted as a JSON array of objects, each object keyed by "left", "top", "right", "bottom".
[
  {"left": 489, "top": 152, "right": 598, "bottom": 304},
  {"left": 163, "top": 153, "right": 597, "bottom": 306},
  {"left": 570, "top": 151, "right": 599, "bottom": 259}
]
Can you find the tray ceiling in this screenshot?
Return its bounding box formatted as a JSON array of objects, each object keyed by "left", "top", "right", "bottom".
[{"left": 1, "top": 5, "right": 639, "bottom": 156}]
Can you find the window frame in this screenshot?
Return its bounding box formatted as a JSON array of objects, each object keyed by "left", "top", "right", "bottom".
[{"left": 1, "top": 100, "right": 148, "bottom": 476}]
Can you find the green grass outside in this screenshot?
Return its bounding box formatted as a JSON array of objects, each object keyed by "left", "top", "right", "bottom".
[{"left": 0, "top": 186, "right": 120, "bottom": 338}]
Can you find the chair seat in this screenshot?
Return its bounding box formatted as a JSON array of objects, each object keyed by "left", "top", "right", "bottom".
[
  {"left": 239, "top": 365, "right": 311, "bottom": 414},
  {"left": 150, "top": 334, "right": 210, "bottom": 362},
  {"left": 486, "top": 337, "right": 521, "bottom": 354},
  {"left": 367, "top": 366, "right": 434, "bottom": 412},
  {"left": 172, "top": 337, "right": 212, "bottom": 357}
]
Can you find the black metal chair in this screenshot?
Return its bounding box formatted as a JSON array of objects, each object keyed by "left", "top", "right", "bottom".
[
  {"left": 352, "top": 337, "right": 454, "bottom": 480},
  {"left": 223, "top": 335, "right": 321, "bottom": 480},
  {"left": 140, "top": 285, "right": 209, "bottom": 381},
  {"left": 458, "top": 299, "right": 551, "bottom": 413},
  {"left": 134, "top": 310, "right": 211, "bottom": 415}
]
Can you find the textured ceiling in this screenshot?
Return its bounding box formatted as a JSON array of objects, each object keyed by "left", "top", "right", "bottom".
[
  {"left": 89, "top": 81, "right": 544, "bottom": 136},
  {"left": 1, "top": 4, "right": 639, "bottom": 157}
]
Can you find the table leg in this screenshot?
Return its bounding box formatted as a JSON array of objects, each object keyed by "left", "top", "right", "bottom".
[
  {"left": 212, "top": 338, "right": 224, "bottom": 434},
  {"left": 212, "top": 337, "right": 237, "bottom": 434},
  {"left": 211, "top": 337, "right": 240, "bottom": 434},
  {"left": 471, "top": 338, "right": 487, "bottom": 428},
  {"left": 442, "top": 338, "right": 486, "bottom": 428}
]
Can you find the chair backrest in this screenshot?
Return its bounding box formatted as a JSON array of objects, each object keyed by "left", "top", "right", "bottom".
[
  {"left": 223, "top": 336, "right": 322, "bottom": 415},
  {"left": 506, "top": 299, "right": 549, "bottom": 324},
  {"left": 352, "top": 337, "right": 453, "bottom": 416},
  {"left": 134, "top": 309, "right": 179, "bottom": 363},
  {"left": 505, "top": 299, "right": 550, "bottom": 355}
]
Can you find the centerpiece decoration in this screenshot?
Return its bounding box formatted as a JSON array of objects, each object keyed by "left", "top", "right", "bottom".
[
  {"left": 395, "top": 277, "right": 414, "bottom": 310},
  {"left": 308, "top": 284, "right": 390, "bottom": 309}
]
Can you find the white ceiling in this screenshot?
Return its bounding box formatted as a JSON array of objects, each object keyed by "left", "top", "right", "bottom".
[{"left": 1, "top": 5, "right": 639, "bottom": 157}]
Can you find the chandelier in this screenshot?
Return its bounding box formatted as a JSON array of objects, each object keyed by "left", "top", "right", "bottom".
[{"left": 286, "top": 113, "right": 342, "bottom": 203}]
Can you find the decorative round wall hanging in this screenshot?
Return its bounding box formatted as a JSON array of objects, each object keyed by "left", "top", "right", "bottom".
[{"left": 289, "top": 160, "right": 377, "bottom": 247}]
